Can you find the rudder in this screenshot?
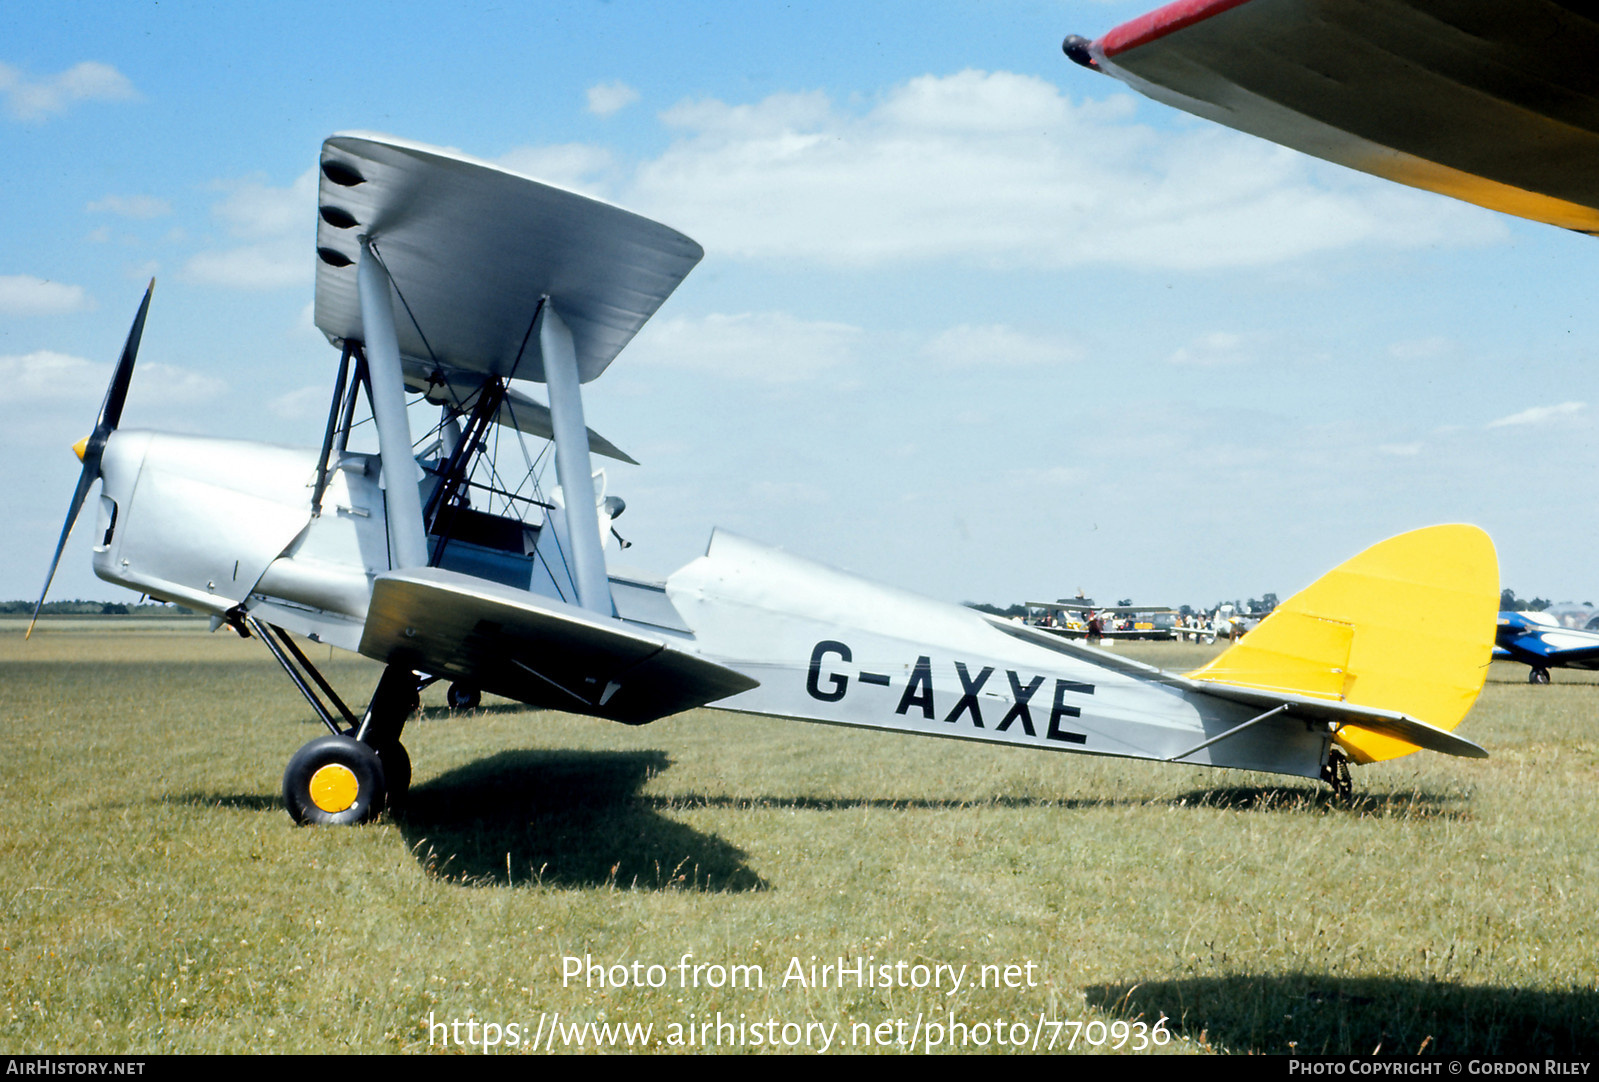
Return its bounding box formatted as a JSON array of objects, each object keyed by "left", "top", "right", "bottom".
[{"left": 1186, "top": 525, "right": 1498, "bottom": 763}]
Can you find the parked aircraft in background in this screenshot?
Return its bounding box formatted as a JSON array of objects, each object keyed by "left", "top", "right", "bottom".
[
  {"left": 1494, "top": 611, "right": 1599, "bottom": 684},
  {"left": 1026, "top": 602, "right": 1181, "bottom": 641},
  {"left": 33, "top": 134, "right": 1499, "bottom": 820}
]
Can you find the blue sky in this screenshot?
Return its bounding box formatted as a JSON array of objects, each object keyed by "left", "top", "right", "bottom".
[{"left": 5, "top": 1, "right": 1596, "bottom": 611}]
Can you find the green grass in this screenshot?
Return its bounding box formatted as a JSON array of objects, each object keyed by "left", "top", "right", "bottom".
[{"left": 1, "top": 623, "right": 1595, "bottom": 1054}]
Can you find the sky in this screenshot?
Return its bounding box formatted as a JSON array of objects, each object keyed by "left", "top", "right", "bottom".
[{"left": 4, "top": 0, "right": 1597, "bottom": 614}]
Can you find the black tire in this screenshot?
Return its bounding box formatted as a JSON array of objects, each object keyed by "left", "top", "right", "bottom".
[
  {"left": 283, "top": 735, "right": 386, "bottom": 825},
  {"left": 447, "top": 682, "right": 482, "bottom": 711},
  {"left": 1530, "top": 666, "right": 1551, "bottom": 685},
  {"left": 372, "top": 740, "right": 411, "bottom": 808}
]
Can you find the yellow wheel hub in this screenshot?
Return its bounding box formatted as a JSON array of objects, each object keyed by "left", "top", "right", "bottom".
[{"left": 308, "top": 763, "right": 360, "bottom": 814}]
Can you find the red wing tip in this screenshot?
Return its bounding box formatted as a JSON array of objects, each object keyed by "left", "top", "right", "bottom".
[{"left": 1098, "top": 0, "right": 1256, "bottom": 58}]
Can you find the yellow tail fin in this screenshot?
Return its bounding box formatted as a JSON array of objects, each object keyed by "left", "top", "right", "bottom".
[{"left": 1186, "top": 525, "right": 1498, "bottom": 763}]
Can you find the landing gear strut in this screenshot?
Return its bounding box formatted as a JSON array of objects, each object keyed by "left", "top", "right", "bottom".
[
  {"left": 246, "top": 616, "right": 422, "bottom": 825},
  {"left": 1320, "top": 746, "right": 1353, "bottom": 804}
]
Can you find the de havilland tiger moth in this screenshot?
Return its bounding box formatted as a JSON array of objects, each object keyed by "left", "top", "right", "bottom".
[{"left": 31, "top": 133, "right": 1498, "bottom": 823}]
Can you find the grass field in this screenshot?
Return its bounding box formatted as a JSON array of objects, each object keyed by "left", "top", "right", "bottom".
[{"left": 2, "top": 618, "right": 1595, "bottom": 1055}]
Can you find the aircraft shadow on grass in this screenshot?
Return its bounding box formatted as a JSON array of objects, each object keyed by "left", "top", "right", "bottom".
[
  {"left": 395, "top": 749, "right": 767, "bottom": 892},
  {"left": 1164, "top": 786, "right": 1469, "bottom": 820},
  {"left": 1086, "top": 976, "right": 1599, "bottom": 1057}
]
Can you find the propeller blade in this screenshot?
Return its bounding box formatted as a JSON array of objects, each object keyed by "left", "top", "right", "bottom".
[
  {"left": 26, "top": 280, "right": 155, "bottom": 639},
  {"left": 26, "top": 464, "right": 99, "bottom": 640},
  {"left": 97, "top": 278, "right": 154, "bottom": 436}
]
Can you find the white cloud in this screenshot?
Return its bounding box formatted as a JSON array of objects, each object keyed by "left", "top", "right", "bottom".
[
  {"left": 1487, "top": 402, "right": 1586, "bottom": 429},
  {"left": 1378, "top": 442, "right": 1423, "bottom": 456},
  {"left": 617, "top": 70, "right": 1502, "bottom": 270},
  {"left": 0, "top": 275, "right": 90, "bottom": 316},
  {"left": 0, "top": 353, "right": 222, "bottom": 414},
  {"left": 1169, "top": 331, "right": 1254, "bottom": 366},
  {"left": 586, "top": 80, "right": 640, "bottom": 117},
  {"left": 630, "top": 311, "right": 861, "bottom": 381},
  {"left": 182, "top": 168, "right": 318, "bottom": 290},
  {"left": 269, "top": 385, "right": 325, "bottom": 420},
  {"left": 129, "top": 363, "right": 227, "bottom": 407},
  {"left": 920, "top": 323, "right": 1080, "bottom": 368},
  {"left": 86, "top": 194, "right": 172, "bottom": 219},
  {"left": 0, "top": 350, "right": 101, "bottom": 400},
  {"left": 496, "top": 143, "right": 618, "bottom": 195},
  {"left": 182, "top": 245, "right": 306, "bottom": 289},
  {"left": 208, "top": 169, "right": 318, "bottom": 241},
  {"left": 0, "top": 61, "right": 139, "bottom": 122}
]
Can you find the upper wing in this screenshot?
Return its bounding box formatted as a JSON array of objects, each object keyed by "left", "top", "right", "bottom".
[
  {"left": 314, "top": 132, "right": 703, "bottom": 384},
  {"left": 1068, "top": 0, "right": 1599, "bottom": 233}
]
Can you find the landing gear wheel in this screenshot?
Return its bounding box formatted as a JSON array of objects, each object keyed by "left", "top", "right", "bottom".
[
  {"left": 1529, "top": 666, "right": 1551, "bottom": 685},
  {"left": 283, "top": 735, "right": 386, "bottom": 825},
  {"left": 372, "top": 740, "right": 410, "bottom": 809},
  {"left": 1320, "top": 748, "right": 1353, "bottom": 805},
  {"left": 447, "top": 682, "right": 482, "bottom": 711}
]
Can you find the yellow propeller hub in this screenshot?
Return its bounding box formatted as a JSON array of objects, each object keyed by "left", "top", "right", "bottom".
[{"left": 72, "top": 435, "right": 90, "bottom": 463}]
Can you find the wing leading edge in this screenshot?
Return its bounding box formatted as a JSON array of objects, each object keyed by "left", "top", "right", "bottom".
[
  {"left": 1068, "top": 0, "right": 1599, "bottom": 233},
  {"left": 314, "top": 132, "right": 704, "bottom": 384}
]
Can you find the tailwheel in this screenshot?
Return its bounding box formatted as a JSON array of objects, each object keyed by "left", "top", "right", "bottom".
[
  {"left": 1529, "top": 666, "right": 1551, "bottom": 685},
  {"left": 283, "top": 734, "right": 386, "bottom": 825},
  {"left": 447, "top": 681, "right": 482, "bottom": 711},
  {"left": 1320, "top": 747, "right": 1353, "bottom": 805}
]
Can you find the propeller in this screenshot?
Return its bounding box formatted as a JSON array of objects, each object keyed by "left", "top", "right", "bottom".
[{"left": 27, "top": 279, "right": 154, "bottom": 639}]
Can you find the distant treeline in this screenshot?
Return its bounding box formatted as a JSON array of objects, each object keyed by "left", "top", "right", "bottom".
[
  {"left": 0, "top": 600, "right": 195, "bottom": 616},
  {"left": 1500, "top": 589, "right": 1553, "bottom": 612}
]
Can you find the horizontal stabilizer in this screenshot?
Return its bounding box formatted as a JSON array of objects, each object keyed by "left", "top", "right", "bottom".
[
  {"left": 1175, "top": 679, "right": 1487, "bottom": 760},
  {"left": 1186, "top": 525, "right": 1498, "bottom": 763},
  {"left": 360, "top": 567, "right": 757, "bottom": 724}
]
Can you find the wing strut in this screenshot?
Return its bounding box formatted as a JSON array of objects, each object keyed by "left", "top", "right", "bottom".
[
  {"left": 539, "top": 300, "right": 613, "bottom": 616},
  {"left": 311, "top": 340, "right": 355, "bottom": 517},
  {"left": 1165, "top": 703, "right": 1292, "bottom": 762},
  {"left": 358, "top": 238, "right": 429, "bottom": 570}
]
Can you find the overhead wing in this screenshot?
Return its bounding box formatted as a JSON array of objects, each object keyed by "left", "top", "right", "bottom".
[
  {"left": 359, "top": 567, "right": 757, "bottom": 725},
  {"left": 314, "top": 132, "right": 704, "bottom": 384},
  {"left": 1067, "top": 0, "right": 1599, "bottom": 232}
]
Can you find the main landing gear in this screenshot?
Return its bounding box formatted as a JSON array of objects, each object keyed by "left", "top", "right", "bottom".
[
  {"left": 279, "top": 663, "right": 420, "bottom": 825},
  {"left": 244, "top": 616, "right": 421, "bottom": 825},
  {"left": 1528, "top": 665, "right": 1551, "bottom": 685},
  {"left": 446, "top": 681, "right": 482, "bottom": 711}
]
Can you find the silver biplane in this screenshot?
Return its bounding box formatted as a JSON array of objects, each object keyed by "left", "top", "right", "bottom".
[{"left": 34, "top": 134, "right": 1499, "bottom": 822}]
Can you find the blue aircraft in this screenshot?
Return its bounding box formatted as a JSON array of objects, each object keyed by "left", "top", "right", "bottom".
[{"left": 1494, "top": 612, "right": 1599, "bottom": 685}]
